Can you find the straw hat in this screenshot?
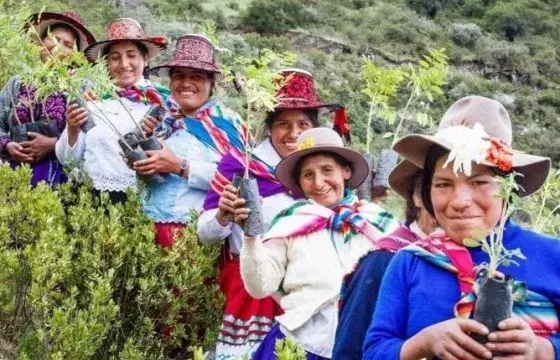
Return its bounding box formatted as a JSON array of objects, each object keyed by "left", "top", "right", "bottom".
[
  {"left": 275, "top": 128, "right": 369, "bottom": 193},
  {"left": 84, "top": 18, "right": 167, "bottom": 61},
  {"left": 146, "top": 34, "right": 219, "bottom": 77},
  {"left": 392, "top": 95, "right": 550, "bottom": 196},
  {"left": 26, "top": 11, "right": 96, "bottom": 52}
]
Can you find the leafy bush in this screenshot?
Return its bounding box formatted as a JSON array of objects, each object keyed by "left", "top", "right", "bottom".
[
  {"left": 242, "top": 0, "right": 309, "bottom": 35},
  {"left": 460, "top": 0, "right": 486, "bottom": 18},
  {"left": 450, "top": 23, "right": 483, "bottom": 49},
  {"left": 0, "top": 165, "right": 223, "bottom": 359},
  {"left": 405, "top": 0, "right": 461, "bottom": 18}
]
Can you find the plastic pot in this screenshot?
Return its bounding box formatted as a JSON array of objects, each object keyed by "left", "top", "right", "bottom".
[
  {"left": 146, "top": 105, "right": 165, "bottom": 120},
  {"left": 357, "top": 154, "right": 375, "bottom": 200},
  {"left": 139, "top": 135, "right": 162, "bottom": 151},
  {"left": 238, "top": 176, "right": 264, "bottom": 237},
  {"left": 38, "top": 121, "right": 60, "bottom": 138},
  {"left": 373, "top": 148, "right": 399, "bottom": 189},
  {"left": 26, "top": 122, "right": 41, "bottom": 134},
  {"left": 123, "top": 148, "right": 165, "bottom": 185},
  {"left": 70, "top": 98, "right": 95, "bottom": 133},
  {"left": 11, "top": 124, "right": 28, "bottom": 143},
  {"left": 472, "top": 273, "right": 513, "bottom": 356},
  {"left": 225, "top": 173, "right": 243, "bottom": 223}
]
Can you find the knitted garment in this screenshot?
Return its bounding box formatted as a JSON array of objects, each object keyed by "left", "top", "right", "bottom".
[
  {"left": 116, "top": 82, "right": 170, "bottom": 107},
  {"left": 403, "top": 230, "right": 560, "bottom": 337}
]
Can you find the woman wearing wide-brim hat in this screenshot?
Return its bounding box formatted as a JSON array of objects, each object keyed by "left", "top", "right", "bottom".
[
  {"left": 56, "top": 18, "right": 170, "bottom": 203},
  {"left": 334, "top": 159, "right": 438, "bottom": 360},
  {"left": 131, "top": 34, "right": 247, "bottom": 246},
  {"left": 231, "top": 127, "right": 398, "bottom": 359},
  {"left": 197, "top": 69, "right": 350, "bottom": 359},
  {"left": 364, "top": 95, "right": 560, "bottom": 360},
  {"left": 0, "top": 10, "right": 95, "bottom": 187}
]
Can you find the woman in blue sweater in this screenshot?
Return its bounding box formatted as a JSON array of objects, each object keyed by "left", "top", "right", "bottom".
[{"left": 363, "top": 95, "right": 560, "bottom": 360}]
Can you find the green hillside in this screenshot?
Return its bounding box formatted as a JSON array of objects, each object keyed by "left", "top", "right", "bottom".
[{"left": 3, "top": 0, "right": 560, "bottom": 165}]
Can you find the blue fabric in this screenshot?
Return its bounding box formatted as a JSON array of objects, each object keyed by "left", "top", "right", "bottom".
[
  {"left": 334, "top": 250, "right": 395, "bottom": 360},
  {"left": 141, "top": 128, "right": 222, "bottom": 224},
  {"left": 252, "top": 324, "right": 330, "bottom": 360},
  {"left": 363, "top": 222, "right": 560, "bottom": 360}
]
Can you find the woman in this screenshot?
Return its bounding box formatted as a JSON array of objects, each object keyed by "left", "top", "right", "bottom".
[
  {"left": 363, "top": 95, "right": 560, "bottom": 359},
  {"left": 136, "top": 34, "right": 246, "bottom": 247},
  {"left": 235, "top": 127, "right": 399, "bottom": 359},
  {"left": 0, "top": 11, "right": 95, "bottom": 187},
  {"left": 197, "top": 69, "right": 348, "bottom": 359},
  {"left": 334, "top": 160, "right": 438, "bottom": 360},
  {"left": 56, "top": 18, "right": 169, "bottom": 203}
]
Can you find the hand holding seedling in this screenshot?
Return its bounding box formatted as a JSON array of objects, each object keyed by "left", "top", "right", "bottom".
[
  {"left": 6, "top": 141, "right": 33, "bottom": 163},
  {"left": 216, "top": 184, "right": 240, "bottom": 226},
  {"left": 485, "top": 317, "right": 551, "bottom": 359},
  {"left": 140, "top": 115, "right": 161, "bottom": 137},
  {"left": 404, "top": 318, "right": 492, "bottom": 360},
  {"left": 133, "top": 141, "right": 181, "bottom": 175},
  {"left": 65, "top": 103, "right": 88, "bottom": 145},
  {"left": 20, "top": 132, "right": 56, "bottom": 162}
]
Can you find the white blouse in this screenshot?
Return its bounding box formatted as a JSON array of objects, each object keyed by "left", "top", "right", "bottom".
[{"left": 56, "top": 97, "right": 150, "bottom": 192}]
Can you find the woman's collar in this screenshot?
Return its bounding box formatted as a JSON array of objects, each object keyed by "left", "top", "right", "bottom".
[{"left": 254, "top": 137, "right": 282, "bottom": 166}]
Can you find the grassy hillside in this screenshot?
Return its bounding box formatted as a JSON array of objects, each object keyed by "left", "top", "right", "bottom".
[{"left": 3, "top": 0, "right": 560, "bottom": 166}]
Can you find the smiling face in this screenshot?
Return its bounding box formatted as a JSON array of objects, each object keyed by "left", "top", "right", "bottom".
[
  {"left": 270, "top": 110, "right": 315, "bottom": 158},
  {"left": 430, "top": 158, "right": 503, "bottom": 243},
  {"left": 298, "top": 153, "right": 351, "bottom": 207},
  {"left": 40, "top": 25, "right": 77, "bottom": 63},
  {"left": 170, "top": 67, "right": 213, "bottom": 116},
  {"left": 106, "top": 40, "right": 147, "bottom": 87}
]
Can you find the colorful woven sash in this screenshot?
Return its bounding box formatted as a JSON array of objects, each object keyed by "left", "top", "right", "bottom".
[
  {"left": 262, "top": 190, "right": 399, "bottom": 244},
  {"left": 162, "top": 95, "right": 250, "bottom": 156},
  {"left": 203, "top": 143, "right": 290, "bottom": 211},
  {"left": 403, "top": 231, "right": 560, "bottom": 337},
  {"left": 116, "top": 82, "right": 170, "bottom": 107}
]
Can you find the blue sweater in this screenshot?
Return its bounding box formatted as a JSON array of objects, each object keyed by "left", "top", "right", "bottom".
[{"left": 363, "top": 222, "right": 560, "bottom": 360}]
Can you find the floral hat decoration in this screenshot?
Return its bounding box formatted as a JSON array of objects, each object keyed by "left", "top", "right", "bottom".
[
  {"left": 84, "top": 18, "right": 167, "bottom": 62},
  {"left": 392, "top": 95, "right": 551, "bottom": 196},
  {"left": 275, "top": 68, "right": 351, "bottom": 143},
  {"left": 275, "top": 127, "right": 369, "bottom": 193},
  {"left": 26, "top": 11, "right": 96, "bottom": 52}
]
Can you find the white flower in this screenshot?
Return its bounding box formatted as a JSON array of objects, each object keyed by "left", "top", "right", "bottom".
[{"left": 435, "top": 123, "right": 490, "bottom": 176}]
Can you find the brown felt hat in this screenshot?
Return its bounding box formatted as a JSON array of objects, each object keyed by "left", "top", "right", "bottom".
[
  {"left": 26, "top": 11, "right": 96, "bottom": 52},
  {"left": 392, "top": 95, "right": 550, "bottom": 197},
  {"left": 389, "top": 159, "right": 422, "bottom": 198},
  {"left": 275, "top": 127, "right": 369, "bottom": 193}
]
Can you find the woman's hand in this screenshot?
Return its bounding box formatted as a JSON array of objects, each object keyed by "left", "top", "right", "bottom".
[
  {"left": 233, "top": 198, "right": 250, "bottom": 227},
  {"left": 486, "top": 317, "right": 549, "bottom": 360},
  {"left": 140, "top": 115, "right": 161, "bottom": 137},
  {"left": 20, "top": 132, "right": 57, "bottom": 162},
  {"left": 133, "top": 142, "right": 181, "bottom": 175},
  {"left": 403, "top": 318, "right": 492, "bottom": 360},
  {"left": 216, "top": 184, "right": 240, "bottom": 226},
  {"left": 6, "top": 141, "right": 33, "bottom": 163},
  {"left": 66, "top": 103, "right": 88, "bottom": 146}
]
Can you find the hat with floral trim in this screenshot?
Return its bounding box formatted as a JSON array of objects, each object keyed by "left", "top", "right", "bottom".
[
  {"left": 392, "top": 95, "right": 550, "bottom": 197},
  {"left": 84, "top": 18, "right": 167, "bottom": 61},
  {"left": 146, "top": 34, "right": 219, "bottom": 77},
  {"left": 26, "top": 11, "right": 96, "bottom": 52},
  {"left": 275, "top": 127, "right": 369, "bottom": 193}
]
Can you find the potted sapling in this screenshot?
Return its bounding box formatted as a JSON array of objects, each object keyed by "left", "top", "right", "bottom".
[
  {"left": 358, "top": 58, "right": 404, "bottom": 199},
  {"left": 363, "top": 49, "right": 448, "bottom": 196},
  {"left": 463, "top": 172, "right": 526, "bottom": 355},
  {"left": 21, "top": 28, "right": 164, "bottom": 184},
  {"left": 223, "top": 50, "right": 297, "bottom": 236}
]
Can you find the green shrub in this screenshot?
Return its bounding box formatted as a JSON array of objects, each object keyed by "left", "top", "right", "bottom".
[
  {"left": 242, "top": 0, "right": 309, "bottom": 35},
  {"left": 450, "top": 23, "right": 483, "bottom": 49},
  {"left": 405, "top": 0, "right": 461, "bottom": 18},
  {"left": 0, "top": 165, "right": 223, "bottom": 359},
  {"left": 460, "top": 0, "right": 486, "bottom": 18}
]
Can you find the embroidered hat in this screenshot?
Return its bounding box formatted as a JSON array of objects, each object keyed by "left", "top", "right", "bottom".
[
  {"left": 26, "top": 11, "right": 96, "bottom": 52},
  {"left": 146, "top": 34, "right": 219, "bottom": 77},
  {"left": 392, "top": 95, "right": 551, "bottom": 196},
  {"left": 275, "top": 69, "right": 350, "bottom": 143},
  {"left": 84, "top": 18, "right": 167, "bottom": 61},
  {"left": 275, "top": 127, "right": 369, "bottom": 193}
]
